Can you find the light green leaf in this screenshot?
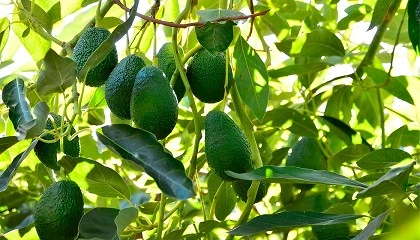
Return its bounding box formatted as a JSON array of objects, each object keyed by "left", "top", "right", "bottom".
[
  {"left": 268, "top": 62, "right": 328, "bottom": 78},
  {"left": 325, "top": 85, "right": 353, "bottom": 124},
  {"left": 0, "top": 18, "right": 10, "bottom": 56},
  {"left": 387, "top": 125, "right": 420, "bottom": 148},
  {"left": 0, "top": 136, "right": 19, "bottom": 155},
  {"left": 300, "top": 28, "right": 345, "bottom": 57},
  {"left": 328, "top": 144, "right": 371, "bottom": 166},
  {"left": 356, "top": 148, "right": 412, "bottom": 170},
  {"left": 230, "top": 211, "right": 363, "bottom": 236},
  {"left": 226, "top": 166, "right": 368, "bottom": 189},
  {"left": 368, "top": 0, "right": 401, "bottom": 30},
  {"left": 59, "top": 156, "right": 131, "bottom": 199},
  {"left": 115, "top": 207, "right": 138, "bottom": 234},
  {"left": 233, "top": 35, "right": 269, "bottom": 121}
]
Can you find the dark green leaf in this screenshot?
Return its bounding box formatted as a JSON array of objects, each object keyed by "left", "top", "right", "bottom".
[
  {"left": 356, "top": 148, "right": 412, "bottom": 170},
  {"left": 78, "top": 208, "right": 120, "bottom": 240},
  {"left": 328, "top": 144, "right": 371, "bottom": 166},
  {"left": 0, "top": 136, "right": 19, "bottom": 154},
  {"left": 229, "top": 211, "right": 363, "bottom": 236},
  {"left": 115, "top": 207, "right": 138, "bottom": 234},
  {"left": 357, "top": 161, "right": 416, "bottom": 198},
  {"left": 387, "top": 125, "right": 420, "bottom": 148},
  {"left": 78, "top": 0, "right": 139, "bottom": 79},
  {"left": 195, "top": 21, "right": 234, "bottom": 53},
  {"left": 408, "top": 0, "right": 420, "bottom": 52},
  {"left": 0, "top": 140, "right": 38, "bottom": 192},
  {"left": 163, "top": 228, "right": 187, "bottom": 240},
  {"left": 2, "top": 78, "right": 33, "bottom": 130},
  {"left": 226, "top": 166, "right": 368, "bottom": 189},
  {"left": 36, "top": 49, "right": 77, "bottom": 96},
  {"left": 300, "top": 28, "right": 345, "bottom": 57},
  {"left": 233, "top": 35, "right": 269, "bottom": 121},
  {"left": 215, "top": 182, "right": 236, "bottom": 221},
  {"left": 199, "top": 220, "right": 221, "bottom": 237},
  {"left": 59, "top": 156, "right": 131, "bottom": 199},
  {"left": 325, "top": 85, "right": 353, "bottom": 123},
  {"left": 268, "top": 62, "right": 328, "bottom": 78},
  {"left": 261, "top": 108, "right": 318, "bottom": 138},
  {"left": 351, "top": 210, "right": 389, "bottom": 240},
  {"left": 97, "top": 124, "right": 194, "bottom": 200},
  {"left": 196, "top": 9, "right": 245, "bottom": 22},
  {"left": 368, "top": 0, "right": 401, "bottom": 30},
  {"left": 16, "top": 102, "right": 49, "bottom": 140},
  {"left": 0, "top": 18, "right": 10, "bottom": 56}
]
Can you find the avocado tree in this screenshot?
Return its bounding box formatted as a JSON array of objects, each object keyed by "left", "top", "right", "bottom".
[{"left": 0, "top": 0, "right": 419, "bottom": 239}]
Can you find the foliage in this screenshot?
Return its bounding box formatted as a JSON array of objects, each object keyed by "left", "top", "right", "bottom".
[{"left": 0, "top": 0, "right": 419, "bottom": 239}]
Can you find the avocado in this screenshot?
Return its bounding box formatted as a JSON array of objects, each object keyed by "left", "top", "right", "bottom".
[
  {"left": 286, "top": 137, "right": 326, "bottom": 190},
  {"left": 130, "top": 66, "right": 178, "bottom": 140},
  {"left": 232, "top": 180, "right": 268, "bottom": 203},
  {"left": 105, "top": 54, "right": 146, "bottom": 119},
  {"left": 186, "top": 49, "right": 232, "bottom": 103},
  {"left": 204, "top": 110, "right": 253, "bottom": 181},
  {"left": 34, "top": 113, "right": 80, "bottom": 171},
  {"left": 72, "top": 27, "right": 118, "bottom": 87},
  {"left": 34, "top": 180, "right": 84, "bottom": 240},
  {"left": 156, "top": 42, "right": 186, "bottom": 101}
]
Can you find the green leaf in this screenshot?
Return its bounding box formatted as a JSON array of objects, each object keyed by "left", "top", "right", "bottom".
[
  {"left": 97, "top": 124, "right": 194, "bottom": 200},
  {"left": 229, "top": 211, "right": 363, "bottom": 236},
  {"left": 78, "top": 208, "right": 120, "bottom": 240},
  {"left": 0, "top": 140, "right": 38, "bottom": 192},
  {"left": 261, "top": 108, "right": 318, "bottom": 138},
  {"left": 352, "top": 210, "right": 389, "bottom": 240},
  {"left": 0, "top": 18, "right": 10, "bottom": 56},
  {"left": 233, "top": 35, "right": 269, "bottom": 121},
  {"left": 254, "top": 5, "right": 290, "bottom": 41},
  {"left": 368, "top": 0, "right": 401, "bottom": 30},
  {"left": 58, "top": 156, "right": 131, "bottom": 199},
  {"left": 226, "top": 166, "right": 368, "bottom": 189},
  {"left": 196, "top": 9, "right": 245, "bottom": 22},
  {"left": 2, "top": 78, "right": 33, "bottom": 130},
  {"left": 16, "top": 102, "right": 49, "bottom": 140},
  {"left": 78, "top": 0, "right": 139, "bottom": 79},
  {"left": 328, "top": 144, "right": 371, "bottom": 166},
  {"left": 195, "top": 21, "right": 234, "bottom": 53},
  {"left": 215, "top": 183, "right": 236, "bottom": 221},
  {"left": 356, "top": 148, "right": 412, "bottom": 170},
  {"left": 20, "top": 0, "right": 52, "bottom": 33},
  {"left": 97, "top": 17, "right": 124, "bottom": 29},
  {"left": 387, "top": 125, "right": 420, "bottom": 148},
  {"left": 115, "top": 207, "right": 138, "bottom": 234},
  {"left": 337, "top": 4, "right": 372, "bottom": 30},
  {"left": 357, "top": 161, "right": 416, "bottom": 198},
  {"left": 0, "top": 136, "right": 19, "bottom": 155},
  {"left": 268, "top": 62, "right": 328, "bottom": 78},
  {"left": 408, "top": 0, "right": 420, "bottom": 52},
  {"left": 365, "top": 68, "right": 414, "bottom": 105},
  {"left": 300, "top": 28, "right": 345, "bottom": 57},
  {"left": 36, "top": 49, "right": 77, "bottom": 96},
  {"left": 325, "top": 85, "right": 353, "bottom": 123}
]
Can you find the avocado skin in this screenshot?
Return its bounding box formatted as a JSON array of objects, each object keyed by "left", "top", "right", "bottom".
[
  {"left": 72, "top": 27, "right": 118, "bottom": 87},
  {"left": 186, "top": 49, "right": 232, "bottom": 103},
  {"left": 204, "top": 110, "right": 253, "bottom": 181},
  {"left": 105, "top": 54, "right": 146, "bottom": 119},
  {"left": 156, "top": 43, "right": 186, "bottom": 101},
  {"left": 286, "top": 137, "right": 326, "bottom": 190},
  {"left": 130, "top": 66, "right": 178, "bottom": 140},
  {"left": 34, "top": 113, "right": 80, "bottom": 171},
  {"left": 232, "top": 180, "right": 268, "bottom": 203},
  {"left": 34, "top": 180, "right": 84, "bottom": 240}
]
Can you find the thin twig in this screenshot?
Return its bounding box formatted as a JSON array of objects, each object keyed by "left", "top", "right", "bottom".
[
  {"left": 246, "top": 0, "right": 255, "bottom": 41},
  {"left": 113, "top": 0, "right": 269, "bottom": 28}
]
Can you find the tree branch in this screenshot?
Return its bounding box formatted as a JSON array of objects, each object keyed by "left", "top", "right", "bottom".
[{"left": 113, "top": 0, "right": 269, "bottom": 28}]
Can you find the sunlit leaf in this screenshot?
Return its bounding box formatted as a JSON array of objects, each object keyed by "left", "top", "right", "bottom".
[
  {"left": 226, "top": 166, "right": 368, "bottom": 189},
  {"left": 268, "top": 62, "right": 328, "bottom": 78},
  {"left": 230, "top": 211, "right": 363, "bottom": 236},
  {"left": 59, "top": 156, "right": 131, "bottom": 199},
  {"left": 357, "top": 161, "right": 416, "bottom": 198},
  {"left": 356, "top": 148, "right": 412, "bottom": 170},
  {"left": 0, "top": 136, "right": 19, "bottom": 155},
  {"left": 300, "top": 28, "right": 345, "bottom": 57},
  {"left": 368, "top": 0, "right": 401, "bottom": 30},
  {"left": 387, "top": 125, "right": 420, "bottom": 148},
  {"left": 337, "top": 4, "right": 372, "bottom": 30},
  {"left": 36, "top": 49, "right": 77, "bottom": 96},
  {"left": 0, "top": 18, "right": 10, "bottom": 56},
  {"left": 195, "top": 21, "right": 234, "bottom": 53},
  {"left": 196, "top": 9, "right": 245, "bottom": 22},
  {"left": 97, "top": 124, "right": 194, "bottom": 200},
  {"left": 233, "top": 35, "right": 269, "bottom": 121}
]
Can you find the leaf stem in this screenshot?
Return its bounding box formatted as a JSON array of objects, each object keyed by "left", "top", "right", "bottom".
[
  {"left": 156, "top": 193, "right": 167, "bottom": 239},
  {"left": 376, "top": 88, "right": 386, "bottom": 148}
]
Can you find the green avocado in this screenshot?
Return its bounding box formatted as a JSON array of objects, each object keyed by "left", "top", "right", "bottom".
[
  {"left": 186, "top": 49, "right": 232, "bottom": 103},
  {"left": 34, "top": 180, "right": 84, "bottom": 240},
  {"left": 204, "top": 110, "right": 253, "bottom": 181},
  {"left": 72, "top": 27, "right": 118, "bottom": 87},
  {"left": 105, "top": 54, "right": 146, "bottom": 119},
  {"left": 34, "top": 113, "right": 80, "bottom": 171},
  {"left": 156, "top": 42, "right": 186, "bottom": 101},
  {"left": 232, "top": 180, "right": 268, "bottom": 203},
  {"left": 286, "top": 137, "right": 326, "bottom": 190},
  {"left": 130, "top": 66, "right": 178, "bottom": 140}
]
